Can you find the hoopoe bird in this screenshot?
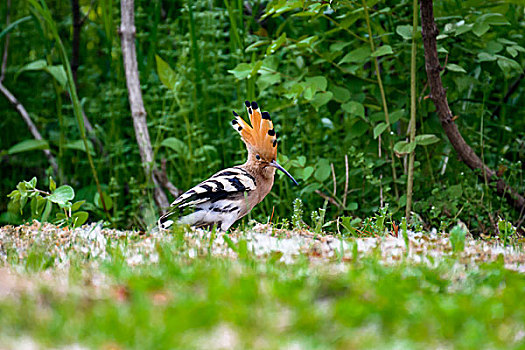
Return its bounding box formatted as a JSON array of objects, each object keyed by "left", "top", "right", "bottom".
[{"left": 158, "top": 101, "right": 298, "bottom": 231}]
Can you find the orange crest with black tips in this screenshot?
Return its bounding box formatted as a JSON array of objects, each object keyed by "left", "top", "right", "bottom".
[{"left": 231, "top": 101, "right": 277, "bottom": 160}]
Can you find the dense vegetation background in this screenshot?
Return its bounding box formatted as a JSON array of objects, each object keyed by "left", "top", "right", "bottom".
[{"left": 1, "top": 0, "right": 523, "bottom": 233}]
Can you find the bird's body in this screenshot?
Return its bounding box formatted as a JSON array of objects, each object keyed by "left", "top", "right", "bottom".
[{"left": 158, "top": 101, "right": 297, "bottom": 231}]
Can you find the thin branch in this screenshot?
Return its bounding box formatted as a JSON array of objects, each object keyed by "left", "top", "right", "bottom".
[
  {"left": 362, "top": 0, "right": 399, "bottom": 200},
  {"left": 315, "top": 189, "right": 342, "bottom": 209},
  {"left": 0, "top": 81, "right": 59, "bottom": 176},
  {"left": 405, "top": 0, "right": 418, "bottom": 221},
  {"left": 0, "top": 0, "right": 58, "bottom": 176},
  {"left": 330, "top": 162, "right": 337, "bottom": 197},
  {"left": 343, "top": 154, "right": 349, "bottom": 208},
  {"left": 154, "top": 158, "right": 182, "bottom": 198},
  {"left": 419, "top": 0, "right": 524, "bottom": 213},
  {"left": 120, "top": 0, "right": 171, "bottom": 211}
]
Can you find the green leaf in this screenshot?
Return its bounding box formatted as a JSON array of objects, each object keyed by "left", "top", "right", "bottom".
[
  {"left": 342, "top": 101, "right": 365, "bottom": 118},
  {"left": 71, "top": 211, "right": 89, "bottom": 228},
  {"left": 161, "top": 137, "right": 189, "bottom": 156},
  {"left": 330, "top": 85, "right": 350, "bottom": 103},
  {"left": 506, "top": 46, "right": 518, "bottom": 58},
  {"left": 415, "top": 134, "right": 440, "bottom": 146},
  {"left": 8, "top": 139, "right": 49, "bottom": 154},
  {"left": 472, "top": 22, "right": 490, "bottom": 37},
  {"left": 394, "top": 141, "right": 416, "bottom": 155},
  {"left": 330, "top": 42, "right": 351, "bottom": 52},
  {"left": 0, "top": 16, "right": 31, "bottom": 40},
  {"left": 497, "top": 56, "right": 522, "bottom": 77},
  {"left": 64, "top": 140, "right": 95, "bottom": 155},
  {"left": 45, "top": 66, "right": 67, "bottom": 88},
  {"left": 347, "top": 120, "right": 368, "bottom": 139},
  {"left": 389, "top": 109, "right": 405, "bottom": 124},
  {"left": 310, "top": 91, "right": 333, "bottom": 111},
  {"left": 478, "top": 52, "right": 497, "bottom": 62},
  {"left": 28, "top": 177, "right": 37, "bottom": 189},
  {"left": 314, "top": 159, "right": 331, "bottom": 182},
  {"left": 31, "top": 195, "right": 46, "bottom": 218},
  {"left": 49, "top": 177, "right": 56, "bottom": 192},
  {"left": 47, "top": 185, "right": 75, "bottom": 205},
  {"left": 446, "top": 63, "right": 466, "bottom": 73},
  {"left": 257, "top": 73, "right": 281, "bottom": 91},
  {"left": 228, "top": 63, "right": 252, "bottom": 80},
  {"left": 41, "top": 200, "right": 52, "bottom": 222},
  {"left": 18, "top": 60, "right": 67, "bottom": 88},
  {"left": 346, "top": 202, "right": 358, "bottom": 211},
  {"left": 70, "top": 200, "right": 86, "bottom": 212},
  {"left": 155, "top": 55, "right": 177, "bottom": 90},
  {"left": 373, "top": 122, "right": 388, "bottom": 139},
  {"left": 339, "top": 47, "right": 371, "bottom": 64},
  {"left": 486, "top": 41, "right": 503, "bottom": 54},
  {"left": 19, "top": 59, "right": 47, "bottom": 72},
  {"left": 455, "top": 24, "right": 473, "bottom": 36},
  {"left": 371, "top": 45, "right": 393, "bottom": 57},
  {"left": 266, "top": 33, "right": 287, "bottom": 55},
  {"left": 296, "top": 166, "right": 314, "bottom": 181},
  {"left": 396, "top": 25, "right": 414, "bottom": 40},
  {"left": 305, "top": 76, "right": 327, "bottom": 92},
  {"left": 296, "top": 35, "right": 318, "bottom": 48},
  {"left": 450, "top": 224, "right": 466, "bottom": 252},
  {"left": 94, "top": 192, "right": 113, "bottom": 211},
  {"left": 477, "top": 13, "right": 510, "bottom": 26}
]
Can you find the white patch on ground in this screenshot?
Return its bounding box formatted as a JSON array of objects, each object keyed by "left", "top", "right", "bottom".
[{"left": 0, "top": 221, "right": 524, "bottom": 275}]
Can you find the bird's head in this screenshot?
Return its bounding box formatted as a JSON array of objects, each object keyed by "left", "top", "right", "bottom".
[{"left": 232, "top": 101, "right": 298, "bottom": 185}]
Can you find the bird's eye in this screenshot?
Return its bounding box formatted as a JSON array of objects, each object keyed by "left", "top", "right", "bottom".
[{"left": 256, "top": 154, "right": 261, "bottom": 160}]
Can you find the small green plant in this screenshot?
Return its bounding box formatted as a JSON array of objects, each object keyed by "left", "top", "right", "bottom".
[
  {"left": 497, "top": 218, "right": 516, "bottom": 247},
  {"left": 340, "top": 216, "right": 362, "bottom": 236},
  {"left": 7, "top": 177, "right": 88, "bottom": 228},
  {"left": 401, "top": 216, "right": 409, "bottom": 249},
  {"left": 374, "top": 204, "right": 391, "bottom": 235},
  {"left": 292, "top": 198, "right": 305, "bottom": 230},
  {"left": 450, "top": 224, "right": 467, "bottom": 253},
  {"left": 311, "top": 207, "right": 326, "bottom": 234}
]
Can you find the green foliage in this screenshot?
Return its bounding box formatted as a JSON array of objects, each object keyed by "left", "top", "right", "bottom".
[
  {"left": 0, "top": 0, "right": 523, "bottom": 233},
  {"left": 7, "top": 177, "right": 88, "bottom": 227},
  {"left": 450, "top": 224, "right": 467, "bottom": 253}
]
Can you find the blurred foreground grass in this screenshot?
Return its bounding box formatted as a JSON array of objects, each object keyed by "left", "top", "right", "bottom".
[{"left": 0, "top": 223, "right": 524, "bottom": 349}]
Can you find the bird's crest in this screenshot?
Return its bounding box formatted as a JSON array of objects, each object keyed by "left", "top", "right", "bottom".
[{"left": 231, "top": 101, "right": 277, "bottom": 160}]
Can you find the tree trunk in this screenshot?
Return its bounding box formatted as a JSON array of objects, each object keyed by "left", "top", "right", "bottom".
[
  {"left": 419, "top": 0, "right": 525, "bottom": 214},
  {"left": 120, "top": 0, "right": 170, "bottom": 211}
]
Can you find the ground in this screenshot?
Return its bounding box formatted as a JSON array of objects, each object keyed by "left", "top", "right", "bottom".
[{"left": 0, "top": 221, "right": 524, "bottom": 349}]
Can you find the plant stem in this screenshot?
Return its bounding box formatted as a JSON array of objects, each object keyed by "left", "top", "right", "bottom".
[
  {"left": 405, "top": 0, "right": 418, "bottom": 221},
  {"left": 362, "top": 0, "right": 399, "bottom": 200},
  {"left": 29, "top": 0, "right": 111, "bottom": 221}
]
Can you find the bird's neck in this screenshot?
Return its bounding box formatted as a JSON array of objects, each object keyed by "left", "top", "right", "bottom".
[{"left": 239, "top": 160, "right": 276, "bottom": 202}]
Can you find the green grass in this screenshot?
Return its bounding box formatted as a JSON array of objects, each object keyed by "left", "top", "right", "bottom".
[{"left": 1, "top": 226, "right": 524, "bottom": 349}]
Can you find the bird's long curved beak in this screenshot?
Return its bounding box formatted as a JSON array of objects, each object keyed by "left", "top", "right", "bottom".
[{"left": 270, "top": 160, "right": 298, "bottom": 185}]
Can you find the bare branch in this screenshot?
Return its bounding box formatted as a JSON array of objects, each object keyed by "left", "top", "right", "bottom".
[
  {"left": 330, "top": 162, "right": 336, "bottom": 197},
  {"left": 120, "top": 0, "right": 171, "bottom": 211},
  {"left": 343, "top": 154, "right": 349, "bottom": 208},
  {"left": 154, "top": 159, "right": 182, "bottom": 198},
  {"left": 315, "top": 190, "right": 342, "bottom": 209},
  {"left": 0, "top": 81, "right": 59, "bottom": 176},
  {"left": 419, "top": 0, "right": 524, "bottom": 213}
]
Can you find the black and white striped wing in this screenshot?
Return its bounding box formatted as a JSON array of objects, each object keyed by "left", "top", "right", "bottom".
[{"left": 158, "top": 167, "right": 256, "bottom": 229}]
